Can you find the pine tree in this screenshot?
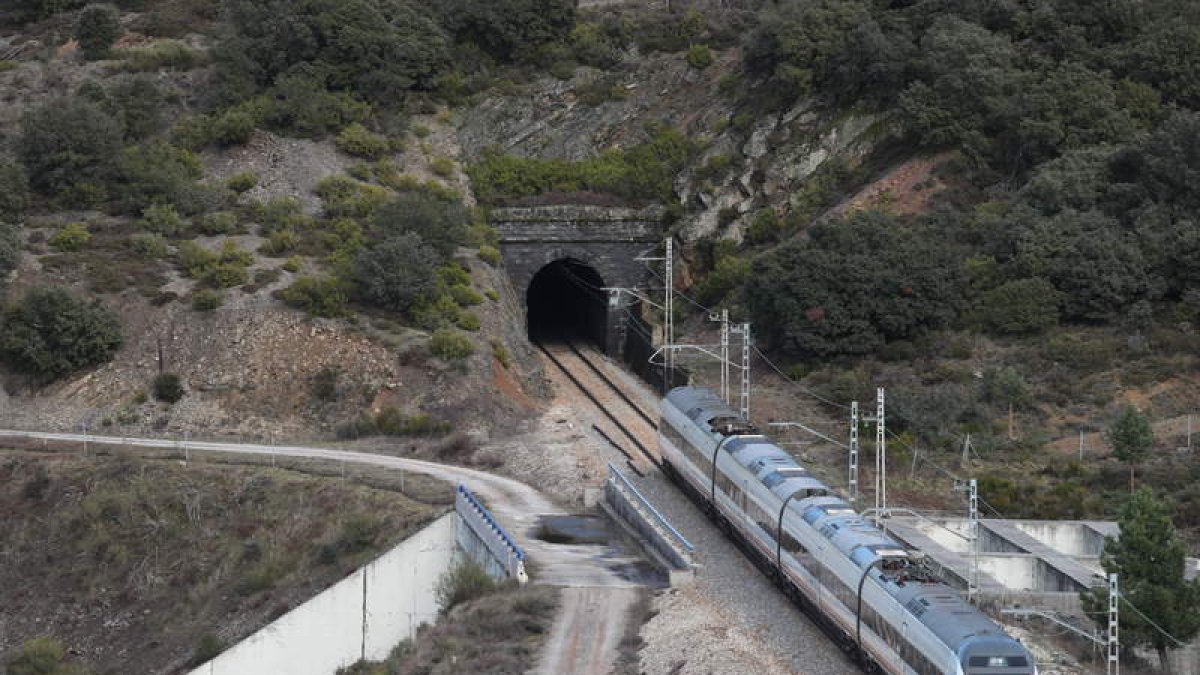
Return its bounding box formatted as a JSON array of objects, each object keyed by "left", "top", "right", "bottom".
[
  {"left": 1106, "top": 405, "right": 1154, "bottom": 491},
  {"left": 1081, "top": 489, "right": 1200, "bottom": 671}
]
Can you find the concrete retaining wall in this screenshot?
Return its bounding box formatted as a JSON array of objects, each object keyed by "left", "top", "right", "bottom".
[{"left": 189, "top": 512, "right": 457, "bottom": 675}]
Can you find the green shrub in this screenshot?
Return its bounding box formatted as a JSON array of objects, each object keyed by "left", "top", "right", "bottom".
[
  {"left": 278, "top": 276, "right": 348, "bottom": 317},
  {"left": 429, "top": 328, "right": 474, "bottom": 361},
  {"left": 311, "top": 366, "right": 339, "bottom": 402},
  {"left": 450, "top": 284, "right": 484, "bottom": 307},
  {"left": 434, "top": 558, "right": 495, "bottom": 614},
  {"left": 491, "top": 339, "right": 511, "bottom": 368},
  {"left": 314, "top": 175, "right": 392, "bottom": 219},
  {"left": 129, "top": 232, "right": 167, "bottom": 257},
  {"left": 19, "top": 96, "right": 122, "bottom": 204},
  {"left": 153, "top": 372, "right": 185, "bottom": 403},
  {"left": 210, "top": 110, "right": 257, "bottom": 146},
  {"left": 485, "top": 289, "right": 499, "bottom": 302},
  {"left": 467, "top": 128, "right": 691, "bottom": 203},
  {"left": 253, "top": 197, "right": 304, "bottom": 234},
  {"left": 119, "top": 40, "right": 205, "bottom": 72},
  {"left": 412, "top": 124, "right": 431, "bottom": 139},
  {"left": 282, "top": 256, "right": 304, "bottom": 273},
  {"left": 5, "top": 636, "right": 87, "bottom": 675},
  {"left": 49, "top": 222, "right": 91, "bottom": 252},
  {"left": 976, "top": 277, "right": 1061, "bottom": 335},
  {"left": 456, "top": 311, "right": 481, "bottom": 331},
  {"left": 477, "top": 244, "right": 501, "bottom": 266},
  {"left": 191, "top": 289, "right": 223, "bottom": 311},
  {"left": 371, "top": 191, "right": 469, "bottom": 259},
  {"left": 686, "top": 43, "right": 714, "bottom": 70},
  {"left": 0, "top": 158, "right": 30, "bottom": 222},
  {"left": 430, "top": 156, "right": 455, "bottom": 178},
  {"left": 374, "top": 407, "right": 451, "bottom": 436},
  {"left": 189, "top": 634, "right": 224, "bottom": 667},
  {"left": 354, "top": 234, "right": 438, "bottom": 312},
  {"left": 336, "top": 123, "right": 391, "bottom": 159},
  {"left": 198, "top": 211, "right": 239, "bottom": 235},
  {"left": 0, "top": 286, "right": 122, "bottom": 380},
  {"left": 75, "top": 3, "right": 122, "bottom": 60},
  {"left": 176, "top": 241, "right": 219, "bottom": 276},
  {"left": 115, "top": 142, "right": 205, "bottom": 213},
  {"left": 201, "top": 263, "right": 250, "bottom": 289},
  {"left": 260, "top": 228, "right": 298, "bottom": 256},
  {"left": 226, "top": 171, "right": 259, "bottom": 194},
  {"left": 744, "top": 208, "right": 782, "bottom": 244},
  {"left": 140, "top": 203, "right": 187, "bottom": 236}
]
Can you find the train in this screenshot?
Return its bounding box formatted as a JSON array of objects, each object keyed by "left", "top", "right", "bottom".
[{"left": 657, "top": 386, "right": 1037, "bottom": 675}]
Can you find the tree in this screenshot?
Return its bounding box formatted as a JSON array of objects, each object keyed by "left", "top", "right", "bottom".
[
  {"left": 354, "top": 233, "right": 438, "bottom": 312},
  {"left": 370, "top": 192, "right": 468, "bottom": 259},
  {"left": 1082, "top": 489, "right": 1200, "bottom": 671},
  {"left": 439, "top": 0, "right": 576, "bottom": 62},
  {"left": 982, "top": 367, "right": 1031, "bottom": 439},
  {"left": 974, "top": 277, "right": 1061, "bottom": 334},
  {"left": 0, "top": 158, "right": 30, "bottom": 222},
  {"left": 18, "top": 97, "right": 123, "bottom": 205},
  {"left": 1106, "top": 405, "right": 1154, "bottom": 491},
  {"left": 74, "top": 4, "right": 122, "bottom": 60},
  {"left": 0, "top": 222, "right": 22, "bottom": 290},
  {"left": 0, "top": 286, "right": 122, "bottom": 381}
]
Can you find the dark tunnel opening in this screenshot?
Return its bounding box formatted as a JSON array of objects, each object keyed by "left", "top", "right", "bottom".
[{"left": 526, "top": 259, "right": 608, "bottom": 349}]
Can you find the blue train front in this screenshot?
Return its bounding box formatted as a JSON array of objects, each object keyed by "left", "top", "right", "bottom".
[{"left": 658, "top": 386, "right": 1037, "bottom": 675}]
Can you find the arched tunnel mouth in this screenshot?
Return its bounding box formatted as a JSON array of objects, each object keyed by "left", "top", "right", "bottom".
[{"left": 527, "top": 258, "right": 608, "bottom": 349}]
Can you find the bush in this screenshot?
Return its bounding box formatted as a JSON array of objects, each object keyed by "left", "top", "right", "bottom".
[
  {"left": 434, "top": 558, "right": 496, "bottom": 614},
  {"left": 139, "top": 203, "right": 187, "bottom": 236},
  {"left": 429, "top": 328, "right": 474, "bottom": 362},
  {"left": 210, "top": 110, "right": 257, "bottom": 146},
  {"left": 260, "top": 229, "right": 299, "bottom": 256},
  {"left": 467, "top": 128, "right": 691, "bottom": 203},
  {"left": 336, "top": 123, "right": 391, "bottom": 159},
  {"left": 191, "top": 289, "right": 223, "bottom": 311},
  {"left": 477, "top": 244, "right": 501, "bottom": 266},
  {"left": 115, "top": 142, "right": 205, "bottom": 213},
  {"left": 198, "top": 211, "right": 239, "bottom": 235},
  {"left": 226, "top": 171, "right": 259, "bottom": 194},
  {"left": 75, "top": 3, "right": 122, "bottom": 60},
  {"left": 128, "top": 232, "right": 167, "bottom": 257},
  {"left": 19, "top": 96, "right": 123, "bottom": 204},
  {"left": 354, "top": 233, "right": 438, "bottom": 313},
  {"left": 189, "top": 634, "right": 224, "bottom": 667},
  {"left": 430, "top": 156, "right": 455, "bottom": 178},
  {"left": 200, "top": 263, "right": 250, "bottom": 289},
  {"left": 370, "top": 191, "right": 470, "bottom": 259},
  {"left": 153, "top": 372, "right": 185, "bottom": 403},
  {"left": 686, "top": 43, "right": 714, "bottom": 69},
  {"left": 119, "top": 40, "right": 204, "bottom": 71},
  {"left": 278, "top": 276, "right": 348, "bottom": 317},
  {"left": 5, "top": 636, "right": 88, "bottom": 675},
  {"left": 49, "top": 222, "right": 91, "bottom": 252},
  {"left": 0, "top": 286, "right": 122, "bottom": 380},
  {"left": 0, "top": 158, "right": 29, "bottom": 222},
  {"left": 374, "top": 407, "right": 451, "bottom": 436},
  {"left": 975, "top": 277, "right": 1061, "bottom": 335},
  {"left": 282, "top": 256, "right": 304, "bottom": 273}
]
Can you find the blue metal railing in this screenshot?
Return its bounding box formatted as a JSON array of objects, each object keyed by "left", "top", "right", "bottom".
[
  {"left": 607, "top": 463, "right": 694, "bottom": 553},
  {"left": 455, "top": 484, "right": 525, "bottom": 561}
]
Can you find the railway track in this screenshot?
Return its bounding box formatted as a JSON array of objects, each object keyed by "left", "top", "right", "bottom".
[{"left": 534, "top": 338, "right": 661, "bottom": 472}]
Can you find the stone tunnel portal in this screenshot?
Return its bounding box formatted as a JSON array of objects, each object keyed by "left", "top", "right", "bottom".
[{"left": 526, "top": 258, "right": 608, "bottom": 349}]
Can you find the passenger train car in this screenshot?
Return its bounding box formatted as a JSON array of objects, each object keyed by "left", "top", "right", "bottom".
[{"left": 658, "top": 386, "right": 1036, "bottom": 675}]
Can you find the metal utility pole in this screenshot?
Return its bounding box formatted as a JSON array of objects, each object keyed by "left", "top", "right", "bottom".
[
  {"left": 968, "top": 478, "right": 979, "bottom": 604},
  {"left": 710, "top": 309, "right": 730, "bottom": 404},
  {"left": 875, "top": 387, "right": 886, "bottom": 528},
  {"left": 1108, "top": 574, "right": 1120, "bottom": 675},
  {"left": 664, "top": 237, "right": 674, "bottom": 393},
  {"left": 849, "top": 402, "right": 860, "bottom": 503},
  {"left": 739, "top": 323, "right": 750, "bottom": 421},
  {"left": 961, "top": 433, "right": 972, "bottom": 470}
]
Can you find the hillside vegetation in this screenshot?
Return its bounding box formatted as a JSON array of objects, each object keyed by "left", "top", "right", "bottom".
[{"left": 0, "top": 448, "right": 450, "bottom": 674}]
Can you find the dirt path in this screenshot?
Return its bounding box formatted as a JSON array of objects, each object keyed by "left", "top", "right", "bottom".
[{"left": 536, "top": 586, "right": 642, "bottom": 675}]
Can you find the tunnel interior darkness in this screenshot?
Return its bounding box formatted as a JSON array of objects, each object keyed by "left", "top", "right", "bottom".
[{"left": 527, "top": 258, "right": 608, "bottom": 348}]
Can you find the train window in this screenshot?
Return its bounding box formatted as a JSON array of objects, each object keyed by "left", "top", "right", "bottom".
[{"left": 779, "top": 529, "right": 807, "bottom": 555}]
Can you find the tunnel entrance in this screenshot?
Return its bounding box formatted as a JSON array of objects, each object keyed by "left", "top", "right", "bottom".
[{"left": 526, "top": 258, "right": 608, "bottom": 349}]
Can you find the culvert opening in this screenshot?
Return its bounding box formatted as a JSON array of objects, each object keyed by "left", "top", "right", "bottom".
[{"left": 527, "top": 258, "right": 607, "bottom": 349}]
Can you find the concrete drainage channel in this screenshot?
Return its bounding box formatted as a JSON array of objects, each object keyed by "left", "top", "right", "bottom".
[{"left": 600, "top": 463, "right": 697, "bottom": 586}]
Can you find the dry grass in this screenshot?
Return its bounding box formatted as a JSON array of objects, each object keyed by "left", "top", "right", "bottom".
[{"left": 0, "top": 448, "right": 450, "bottom": 674}]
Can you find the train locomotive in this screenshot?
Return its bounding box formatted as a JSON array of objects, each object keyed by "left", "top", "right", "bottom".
[{"left": 657, "top": 386, "right": 1037, "bottom": 675}]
